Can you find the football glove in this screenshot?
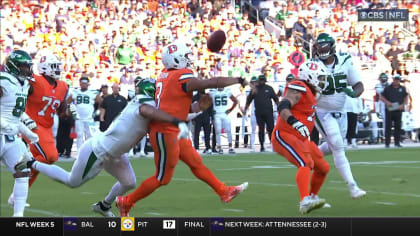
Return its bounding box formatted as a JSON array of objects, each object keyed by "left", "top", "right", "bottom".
[
  {"left": 177, "top": 122, "right": 190, "bottom": 139},
  {"left": 21, "top": 112, "right": 38, "bottom": 130},
  {"left": 19, "top": 122, "right": 39, "bottom": 144},
  {"left": 287, "top": 116, "right": 310, "bottom": 138},
  {"left": 69, "top": 104, "right": 80, "bottom": 120}
]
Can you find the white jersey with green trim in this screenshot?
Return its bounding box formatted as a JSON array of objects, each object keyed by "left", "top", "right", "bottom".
[
  {"left": 317, "top": 53, "right": 361, "bottom": 112},
  {"left": 91, "top": 94, "right": 155, "bottom": 158},
  {"left": 71, "top": 89, "right": 99, "bottom": 120},
  {"left": 0, "top": 72, "right": 30, "bottom": 135},
  {"left": 209, "top": 88, "right": 232, "bottom": 115}
]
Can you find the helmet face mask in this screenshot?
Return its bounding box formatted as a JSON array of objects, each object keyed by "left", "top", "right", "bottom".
[
  {"left": 135, "top": 77, "right": 156, "bottom": 98},
  {"left": 37, "top": 52, "right": 63, "bottom": 80},
  {"left": 314, "top": 33, "right": 336, "bottom": 61},
  {"left": 298, "top": 60, "right": 328, "bottom": 92},
  {"left": 5, "top": 50, "right": 34, "bottom": 82},
  {"left": 162, "top": 41, "right": 193, "bottom": 70}
]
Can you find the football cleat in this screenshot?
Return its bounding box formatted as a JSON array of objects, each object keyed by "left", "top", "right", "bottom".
[
  {"left": 220, "top": 182, "right": 248, "bottom": 203},
  {"left": 299, "top": 195, "right": 326, "bottom": 214},
  {"left": 92, "top": 201, "right": 115, "bottom": 217},
  {"left": 217, "top": 148, "right": 223, "bottom": 154},
  {"left": 228, "top": 148, "right": 236, "bottom": 154},
  {"left": 14, "top": 152, "right": 35, "bottom": 172},
  {"left": 115, "top": 196, "right": 134, "bottom": 217},
  {"left": 349, "top": 185, "right": 367, "bottom": 199}
]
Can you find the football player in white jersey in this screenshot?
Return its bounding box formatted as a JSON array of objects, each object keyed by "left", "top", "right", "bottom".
[
  {"left": 1, "top": 50, "right": 39, "bottom": 216},
  {"left": 209, "top": 87, "right": 239, "bottom": 154},
  {"left": 15, "top": 78, "right": 189, "bottom": 217},
  {"left": 313, "top": 33, "right": 367, "bottom": 199},
  {"left": 67, "top": 76, "right": 99, "bottom": 152}
]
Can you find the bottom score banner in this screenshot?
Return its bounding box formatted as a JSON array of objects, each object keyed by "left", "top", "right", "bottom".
[{"left": 1, "top": 217, "right": 420, "bottom": 236}]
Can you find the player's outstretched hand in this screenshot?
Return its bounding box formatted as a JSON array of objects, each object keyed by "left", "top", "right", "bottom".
[
  {"left": 237, "top": 77, "right": 248, "bottom": 87},
  {"left": 199, "top": 93, "right": 213, "bottom": 111},
  {"left": 177, "top": 122, "right": 189, "bottom": 139}
]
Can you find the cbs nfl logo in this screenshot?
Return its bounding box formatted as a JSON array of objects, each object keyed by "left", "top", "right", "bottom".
[{"left": 121, "top": 217, "right": 135, "bottom": 231}]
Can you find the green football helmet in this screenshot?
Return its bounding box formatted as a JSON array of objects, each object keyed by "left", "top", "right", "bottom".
[
  {"left": 135, "top": 77, "right": 156, "bottom": 98},
  {"left": 4, "top": 50, "right": 33, "bottom": 82},
  {"left": 313, "top": 33, "right": 336, "bottom": 60}
]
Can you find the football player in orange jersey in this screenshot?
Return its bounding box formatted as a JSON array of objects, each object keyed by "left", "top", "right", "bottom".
[
  {"left": 116, "top": 41, "right": 249, "bottom": 216},
  {"left": 272, "top": 60, "right": 330, "bottom": 214},
  {"left": 15, "top": 52, "right": 71, "bottom": 190}
]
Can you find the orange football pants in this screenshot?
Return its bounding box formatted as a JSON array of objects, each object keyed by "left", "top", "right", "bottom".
[
  {"left": 24, "top": 126, "right": 58, "bottom": 187},
  {"left": 126, "top": 131, "right": 225, "bottom": 205}
]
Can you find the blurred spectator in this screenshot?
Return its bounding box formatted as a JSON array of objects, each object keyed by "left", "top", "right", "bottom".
[
  {"left": 385, "top": 41, "right": 404, "bottom": 74},
  {"left": 114, "top": 39, "right": 134, "bottom": 66}
]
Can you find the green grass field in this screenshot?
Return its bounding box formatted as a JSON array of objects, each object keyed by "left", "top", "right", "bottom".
[{"left": 1, "top": 147, "right": 420, "bottom": 217}]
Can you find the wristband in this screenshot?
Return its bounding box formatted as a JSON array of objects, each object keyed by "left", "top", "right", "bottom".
[
  {"left": 237, "top": 77, "right": 245, "bottom": 85},
  {"left": 171, "top": 118, "right": 181, "bottom": 126},
  {"left": 287, "top": 116, "right": 298, "bottom": 125}
]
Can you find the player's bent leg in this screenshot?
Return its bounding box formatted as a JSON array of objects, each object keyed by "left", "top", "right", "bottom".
[
  {"left": 121, "top": 132, "right": 179, "bottom": 216},
  {"left": 272, "top": 130, "right": 314, "bottom": 203},
  {"left": 308, "top": 141, "right": 330, "bottom": 196},
  {"left": 103, "top": 154, "right": 137, "bottom": 204}
]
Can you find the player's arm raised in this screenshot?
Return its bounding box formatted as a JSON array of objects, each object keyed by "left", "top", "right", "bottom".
[{"left": 184, "top": 76, "right": 247, "bottom": 93}]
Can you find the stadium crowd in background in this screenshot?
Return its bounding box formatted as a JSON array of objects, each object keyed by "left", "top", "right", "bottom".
[{"left": 1, "top": 0, "right": 419, "bottom": 151}]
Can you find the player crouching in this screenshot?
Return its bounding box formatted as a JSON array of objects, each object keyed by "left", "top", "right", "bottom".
[{"left": 271, "top": 60, "right": 330, "bottom": 214}]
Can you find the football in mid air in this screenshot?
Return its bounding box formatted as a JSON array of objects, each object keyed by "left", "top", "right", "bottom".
[{"left": 206, "top": 30, "right": 226, "bottom": 53}]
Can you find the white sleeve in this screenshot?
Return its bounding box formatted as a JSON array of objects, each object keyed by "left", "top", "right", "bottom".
[{"left": 346, "top": 58, "right": 361, "bottom": 86}]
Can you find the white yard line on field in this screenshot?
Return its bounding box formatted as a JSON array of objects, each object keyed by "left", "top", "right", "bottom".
[
  {"left": 0, "top": 204, "right": 63, "bottom": 216},
  {"left": 375, "top": 201, "right": 397, "bottom": 206}
]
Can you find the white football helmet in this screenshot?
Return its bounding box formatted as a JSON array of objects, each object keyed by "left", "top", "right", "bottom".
[
  {"left": 37, "top": 52, "right": 62, "bottom": 80},
  {"left": 161, "top": 41, "right": 193, "bottom": 69},
  {"left": 297, "top": 59, "right": 328, "bottom": 91}
]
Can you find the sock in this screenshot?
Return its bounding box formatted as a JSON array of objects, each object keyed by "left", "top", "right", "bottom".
[
  {"left": 32, "top": 161, "right": 71, "bottom": 185},
  {"left": 102, "top": 200, "right": 112, "bottom": 208},
  {"left": 319, "top": 142, "right": 331, "bottom": 155},
  {"left": 189, "top": 163, "right": 225, "bottom": 196},
  {"left": 98, "top": 201, "right": 111, "bottom": 211},
  {"left": 310, "top": 171, "right": 328, "bottom": 196},
  {"left": 104, "top": 182, "right": 132, "bottom": 205},
  {"left": 13, "top": 177, "right": 29, "bottom": 217},
  {"left": 127, "top": 176, "right": 161, "bottom": 205},
  {"left": 332, "top": 149, "right": 356, "bottom": 186},
  {"left": 296, "top": 167, "right": 311, "bottom": 201}
]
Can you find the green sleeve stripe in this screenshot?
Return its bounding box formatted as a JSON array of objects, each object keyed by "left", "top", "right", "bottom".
[
  {"left": 82, "top": 152, "right": 98, "bottom": 179},
  {"left": 138, "top": 98, "right": 155, "bottom": 104},
  {"left": 0, "top": 76, "right": 17, "bottom": 86},
  {"left": 315, "top": 114, "right": 326, "bottom": 136},
  {"left": 341, "top": 55, "right": 351, "bottom": 65}
]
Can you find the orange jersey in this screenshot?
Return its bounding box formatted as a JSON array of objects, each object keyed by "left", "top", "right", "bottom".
[
  {"left": 274, "top": 80, "right": 316, "bottom": 139},
  {"left": 150, "top": 68, "right": 194, "bottom": 133},
  {"left": 25, "top": 74, "right": 68, "bottom": 128}
]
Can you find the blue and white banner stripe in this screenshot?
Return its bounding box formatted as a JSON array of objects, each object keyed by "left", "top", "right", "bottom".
[{"left": 275, "top": 130, "right": 305, "bottom": 167}]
